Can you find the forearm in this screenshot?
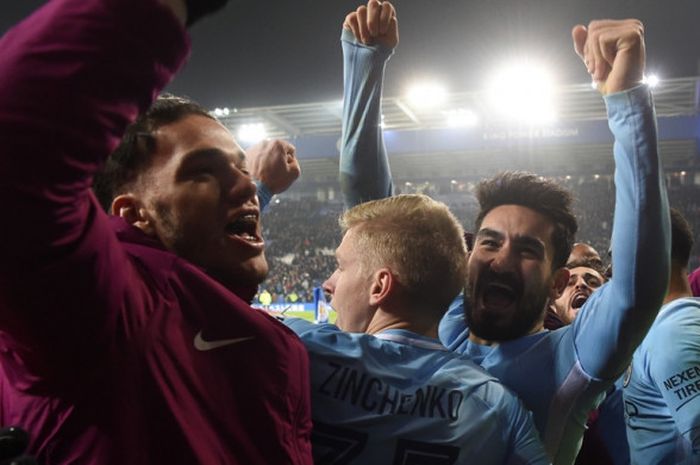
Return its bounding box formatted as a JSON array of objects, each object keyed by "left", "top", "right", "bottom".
[
  {"left": 576, "top": 84, "right": 670, "bottom": 377},
  {"left": 339, "top": 29, "right": 394, "bottom": 209},
  {"left": 0, "top": 0, "right": 189, "bottom": 258}
]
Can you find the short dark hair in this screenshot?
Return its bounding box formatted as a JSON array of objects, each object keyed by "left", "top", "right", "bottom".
[
  {"left": 474, "top": 171, "right": 578, "bottom": 269},
  {"left": 93, "top": 94, "right": 215, "bottom": 211},
  {"left": 670, "top": 207, "right": 694, "bottom": 268},
  {"left": 565, "top": 258, "right": 608, "bottom": 280}
]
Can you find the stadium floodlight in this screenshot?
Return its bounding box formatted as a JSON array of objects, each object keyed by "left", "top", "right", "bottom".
[
  {"left": 487, "top": 60, "right": 557, "bottom": 123},
  {"left": 643, "top": 74, "right": 660, "bottom": 88},
  {"left": 681, "top": 171, "right": 687, "bottom": 176},
  {"left": 213, "top": 107, "right": 230, "bottom": 117},
  {"left": 446, "top": 108, "right": 478, "bottom": 127},
  {"left": 406, "top": 81, "right": 448, "bottom": 109},
  {"left": 237, "top": 123, "right": 267, "bottom": 145}
]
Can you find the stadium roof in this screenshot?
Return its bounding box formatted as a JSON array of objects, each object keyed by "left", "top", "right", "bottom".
[
  {"left": 215, "top": 77, "right": 699, "bottom": 138},
  {"left": 214, "top": 77, "right": 700, "bottom": 183}
]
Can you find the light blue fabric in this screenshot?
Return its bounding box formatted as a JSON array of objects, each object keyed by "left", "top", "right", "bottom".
[
  {"left": 624, "top": 297, "right": 700, "bottom": 464},
  {"left": 339, "top": 29, "right": 393, "bottom": 209},
  {"left": 438, "top": 85, "right": 670, "bottom": 464},
  {"left": 286, "top": 318, "right": 550, "bottom": 464}
]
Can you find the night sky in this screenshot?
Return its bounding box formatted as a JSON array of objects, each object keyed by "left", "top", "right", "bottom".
[{"left": 3, "top": 0, "right": 700, "bottom": 109}]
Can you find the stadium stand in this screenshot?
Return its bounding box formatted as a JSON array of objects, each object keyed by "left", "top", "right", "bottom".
[{"left": 256, "top": 179, "right": 700, "bottom": 307}]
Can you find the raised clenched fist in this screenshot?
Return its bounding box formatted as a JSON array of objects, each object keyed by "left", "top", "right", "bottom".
[
  {"left": 572, "top": 19, "right": 645, "bottom": 95},
  {"left": 247, "top": 140, "right": 301, "bottom": 195},
  {"left": 343, "top": 0, "right": 399, "bottom": 49}
]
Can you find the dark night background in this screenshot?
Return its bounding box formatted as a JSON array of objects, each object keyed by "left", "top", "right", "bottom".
[{"left": 3, "top": 1, "right": 700, "bottom": 109}]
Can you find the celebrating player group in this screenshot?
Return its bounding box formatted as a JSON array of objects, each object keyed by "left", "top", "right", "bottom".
[{"left": 0, "top": 0, "right": 696, "bottom": 464}]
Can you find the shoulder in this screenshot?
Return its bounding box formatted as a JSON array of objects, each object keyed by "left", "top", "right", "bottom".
[
  {"left": 650, "top": 298, "right": 700, "bottom": 341},
  {"left": 643, "top": 299, "right": 700, "bottom": 368}
]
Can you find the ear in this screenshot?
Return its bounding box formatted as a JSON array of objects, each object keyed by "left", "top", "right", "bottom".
[
  {"left": 549, "top": 267, "right": 570, "bottom": 300},
  {"left": 368, "top": 268, "right": 394, "bottom": 307},
  {"left": 111, "top": 194, "right": 157, "bottom": 237}
]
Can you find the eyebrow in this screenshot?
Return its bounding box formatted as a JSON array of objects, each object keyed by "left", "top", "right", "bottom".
[
  {"left": 476, "top": 228, "right": 545, "bottom": 250},
  {"left": 181, "top": 148, "right": 246, "bottom": 166},
  {"left": 477, "top": 228, "right": 546, "bottom": 254},
  {"left": 582, "top": 272, "right": 603, "bottom": 282},
  {"left": 476, "top": 228, "right": 504, "bottom": 241}
]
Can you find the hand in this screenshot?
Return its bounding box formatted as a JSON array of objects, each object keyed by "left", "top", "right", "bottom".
[
  {"left": 572, "top": 19, "right": 645, "bottom": 95},
  {"left": 247, "top": 140, "right": 301, "bottom": 195},
  {"left": 343, "top": 0, "right": 399, "bottom": 49}
]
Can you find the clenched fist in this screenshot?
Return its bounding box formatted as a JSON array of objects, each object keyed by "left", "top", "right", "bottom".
[
  {"left": 344, "top": 0, "right": 398, "bottom": 49},
  {"left": 247, "top": 140, "right": 301, "bottom": 195},
  {"left": 572, "top": 19, "right": 646, "bottom": 95}
]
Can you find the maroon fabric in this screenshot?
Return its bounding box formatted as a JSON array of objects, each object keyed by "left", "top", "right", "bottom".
[
  {"left": 0, "top": 0, "right": 313, "bottom": 464},
  {"left": 544, "top": 306, "right": 566, "bottom": 330},
  {"left": 689, "top": 267, "right": 700, "bottom": 297}
]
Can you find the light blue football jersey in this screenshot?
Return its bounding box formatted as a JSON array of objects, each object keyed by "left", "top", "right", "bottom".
[
  {"left": 624, "top": 297, "right": 700, "bottom": 464},
  {"left": 286, "top": 318, "right": 549, "bottom": 464}
]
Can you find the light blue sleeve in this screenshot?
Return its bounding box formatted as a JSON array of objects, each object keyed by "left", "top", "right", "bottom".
[
  {"left": 503, "top": 396, "right": 552, "bottom": 465},
  {"left": 647, "top": 306, "right": 700, "bottom": 451},
  {"left": 572, "top": 85, "right": 670, "bottom": 380},
  {"left": 339, "top": 29, "right": 394, "bottom": 209}
]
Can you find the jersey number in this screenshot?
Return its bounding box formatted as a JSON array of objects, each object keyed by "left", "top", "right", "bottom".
[{"left": 313, "top": 423, "right": 459, "bottom": 465}]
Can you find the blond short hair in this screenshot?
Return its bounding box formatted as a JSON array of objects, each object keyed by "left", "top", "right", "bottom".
[{"left": 340, "top": 194, "right": 467, "bottom": 316}]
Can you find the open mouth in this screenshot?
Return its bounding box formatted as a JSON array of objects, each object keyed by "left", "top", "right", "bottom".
[
  {"left": 225, "top": 213, "right": 263, "bottom": 244},
  {"left": 482, "top": 282, "right": 518, "bottom": 310},
  {"left": 571, "top": 292, "right": 589, "bottom": 309}
]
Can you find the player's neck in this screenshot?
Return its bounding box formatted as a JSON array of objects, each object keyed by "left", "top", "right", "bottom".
[
  {"left": 366, "top": 310, "right": 439, "bottom": 339},
  {"left": 664, "top": 266, "right": 692, "bottom": 305}
]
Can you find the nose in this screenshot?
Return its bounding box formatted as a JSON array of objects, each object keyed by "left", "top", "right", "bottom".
[
  {"left": 226, "top": 168, "right": 257, "bottom": 204},
  {"left": 322, "top": 271, "right": 337, "bottom": 296},
  {"left": 490, "top": 244, "right": 516, "bottom": 273},
  {"left": 574, "top": 277, "right": 589, "bottom": 290}
]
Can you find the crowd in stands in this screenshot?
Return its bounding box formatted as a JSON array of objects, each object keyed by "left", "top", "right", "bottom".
[
  {"left": 257, "top": 177, "right": 700, "bottom": 305},
  {"left": 257, "top": 199, "right": 342, "bottom": 304}
]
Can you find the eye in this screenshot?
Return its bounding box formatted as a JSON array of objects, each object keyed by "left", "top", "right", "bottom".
[
  {"left": 520, "top": 247, "right": 539, "bottom": 258},
  {"left": 479, "top": 238, "right": 499, "bottom": 249},
  {"left": 183, "top": 162, "right": 216, "bottom": 178}
]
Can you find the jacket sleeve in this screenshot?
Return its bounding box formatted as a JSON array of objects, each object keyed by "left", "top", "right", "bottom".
[
  {"left": 339, "top": 29, "right": 394, "bottom": 209},
  {"left": 572, "top": 85, "right": 671, "bottom": 380},
  {"left": 0, "top": 0, "right": 189, "bottom": 369}
]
